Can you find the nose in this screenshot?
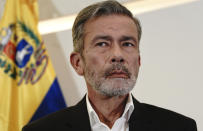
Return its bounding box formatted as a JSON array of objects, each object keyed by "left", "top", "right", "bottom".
[
  {"left": 111, "top": 57, "right": 124, "bottom": 63},
  {"left": 110, "top": 44, "right": 125, "bottom": 64}
]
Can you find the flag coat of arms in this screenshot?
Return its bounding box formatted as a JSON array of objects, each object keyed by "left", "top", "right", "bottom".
[{"left": 0, "top": 0, "right": 67, "bottom": 131}]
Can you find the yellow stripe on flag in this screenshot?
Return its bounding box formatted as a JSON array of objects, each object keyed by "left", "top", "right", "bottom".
[{"left": 0, "top": 0, "right": 60, "bottom": 130}]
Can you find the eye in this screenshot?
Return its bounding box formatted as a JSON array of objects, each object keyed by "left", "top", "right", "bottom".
[
  {"left": 96, "top": 42, "right": 109, "bottom": 47},
  {"left": 122, "top": 42, "right": 135, "bottom": 47}
]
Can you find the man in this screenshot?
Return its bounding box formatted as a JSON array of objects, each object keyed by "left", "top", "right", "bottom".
[{"left": 22, "top": 0, "right": 197, "bottom": 131}]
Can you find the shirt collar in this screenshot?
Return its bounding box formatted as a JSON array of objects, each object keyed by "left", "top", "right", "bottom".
[
  {"left": 86, "top": 93, "right": 134, "bottom": 126},
  {"left": 122, "top": 94, "right": 134, "bottom": 120},
  {"left": 86, "top": 94, "right": 100, "bottom": 126}
]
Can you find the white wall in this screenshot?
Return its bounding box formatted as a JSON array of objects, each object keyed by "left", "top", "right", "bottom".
[
  {"left": 134, "top": 1, "right": 203, "bottom": 130},
  {"left": 43, "top": 1, "right": 203, "bottom": 130}
]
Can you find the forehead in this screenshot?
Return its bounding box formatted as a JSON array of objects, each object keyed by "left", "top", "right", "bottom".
[{"left": 83, "top": 14, "right": 138, "bottom": 41}]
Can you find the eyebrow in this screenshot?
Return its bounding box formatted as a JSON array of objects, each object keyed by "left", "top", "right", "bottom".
[
  {"left": 91, "top": 35, "right": 137, "bottom": 44},
  {"left": 119, "top": 36, "right": 137, "bottom": 43},
  {"left": 91, "top": 35, "right": 112, "bottom": 44}
]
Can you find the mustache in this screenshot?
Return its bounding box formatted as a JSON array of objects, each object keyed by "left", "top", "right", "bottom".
[{"left": 104, "top": 64, "right": 131, "bottom": 78}]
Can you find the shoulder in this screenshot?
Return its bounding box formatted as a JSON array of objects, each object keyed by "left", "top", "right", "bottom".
[
  {"left": 142, "top": 103, "right": 193, "bottom": 120},
  {"left": 22, "top": 97, "right": 88, "bottom": 131},
  {"left": 22, "top": 106, "right": 77, "bottom": 130},
  {"left": 141, "top": 102, "right": 197, "bottom": 130},
  {"left": 131, "top": 97, "right": 197, "bottom": 130}
]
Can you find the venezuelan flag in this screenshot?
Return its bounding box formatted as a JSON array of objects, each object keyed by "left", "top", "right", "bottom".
[{"left": 0, "top": 0, "right": 67, "bottom": 131}]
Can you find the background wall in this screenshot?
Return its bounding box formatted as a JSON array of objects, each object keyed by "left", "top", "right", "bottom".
[{"left": 1, "top": 0, "right": 202, "bottom": 130}]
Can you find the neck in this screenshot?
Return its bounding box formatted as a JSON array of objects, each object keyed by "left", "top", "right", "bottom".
[{"left": 88, "top": 90, "right": 129, "bottom": 128}]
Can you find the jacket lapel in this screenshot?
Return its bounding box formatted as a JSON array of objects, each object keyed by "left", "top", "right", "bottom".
[
  {"left": 129, "top": 97, "right": 156, "bottom": 131},
  {"left": 63, "top": 95, "right": 157, "bottom": 131},
  {"left": 64, "top": 96, "right": 91, "bottom": 131}
]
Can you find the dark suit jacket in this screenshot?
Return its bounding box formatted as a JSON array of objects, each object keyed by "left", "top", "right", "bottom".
[{"left": 22, "top": 96, "right": 197, "bottom": 131}]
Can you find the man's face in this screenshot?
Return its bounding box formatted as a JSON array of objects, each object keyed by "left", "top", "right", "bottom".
[{"left": 82, "top": 15, "right": 140, "bottom": 96}]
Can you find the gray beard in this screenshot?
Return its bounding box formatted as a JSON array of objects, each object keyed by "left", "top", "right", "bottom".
[{"left": 84, "top": 64, "right": 137, "bottom": 97}]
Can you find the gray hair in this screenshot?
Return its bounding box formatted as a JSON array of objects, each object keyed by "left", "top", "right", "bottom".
[{"left": 72, "top": 0, "right": 142, "bottom": 54}]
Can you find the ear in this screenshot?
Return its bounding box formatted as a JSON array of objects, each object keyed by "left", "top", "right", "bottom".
[
  {"left": 138, "top": 55, "right": 141, "bottom": 66},
  {"left": 70, "top": 52, "right": 84, "bottom": 76}
]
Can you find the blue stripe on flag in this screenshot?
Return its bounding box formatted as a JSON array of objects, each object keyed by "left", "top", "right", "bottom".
[{"left": 29, "top": 78, "right": 67, "bottom": 122}]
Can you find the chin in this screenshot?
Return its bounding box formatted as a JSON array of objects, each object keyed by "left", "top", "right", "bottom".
[{"left": 96, "top": 78, "right": 135, "bottom": 96}]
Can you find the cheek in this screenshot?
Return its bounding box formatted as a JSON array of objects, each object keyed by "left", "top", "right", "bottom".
[
  {"left": 135, "top": 57, "right": 140, "bottom": 66},
  {"left": 85, "top": 49, "right": 109, "bottom": 65},
  {"left": 89, "top": 56, "right": 99, "bottom": 65},
  {"left": 128, "top": 55, "right": 140, "bottom": 71},
  {"left": 85, "top": 54, "right": 103, "bottom": 69}
]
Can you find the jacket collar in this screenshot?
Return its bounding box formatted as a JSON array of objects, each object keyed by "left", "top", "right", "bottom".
[
  {"left": 64, "top": 95, "right": 155, "bottom": 131},
  {"left": 129, "top": 96, "right": 155, "bottom": 131},
  {"left": 64, "top": 95, "right": 91, "bottom": 131}
]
